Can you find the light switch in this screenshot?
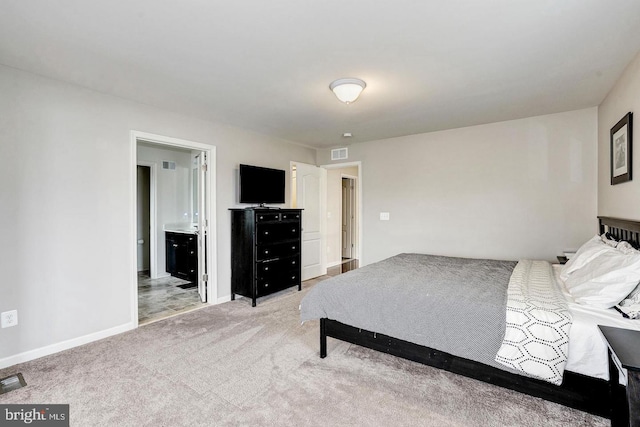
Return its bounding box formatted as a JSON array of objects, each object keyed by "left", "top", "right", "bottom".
[{"left": 380, "top": 212, "right": 390, "bottom": 221}]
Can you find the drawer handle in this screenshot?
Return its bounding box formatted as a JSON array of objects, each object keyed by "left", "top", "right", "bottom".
[
  {"left": 292, "top": 260, "right": 296, "bottom": 265},
  {"left": 172, "top": 244, "right": 179, "bottom": 248},
  {"left": 292, "top": 229, "right": 296, "bottom": 232},
  {"left": 265, "top": 250, "right": 269, "bottom": 254},
  {"left": 190, "top": 251, "right": 195, "bottom": 255},
  {"left": 264, "top": 231, "right": 269, "bottom": 235},
  {"left": 259, "top": 216, "right": 264, "bottom": 220},
  {"left": 265, "top": 283, "right": 269, "bottom": 288},
  {"left": 265, "top": 266, "right": 269, "bottom": 271},
  {"left": 291, "top": 276, "right": 296, "bottom": 280},
  {"left": 291, "top": 246, "right": 296, "bottom": 250}
]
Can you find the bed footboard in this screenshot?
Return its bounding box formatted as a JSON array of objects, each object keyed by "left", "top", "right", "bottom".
[{"left": 319, "top": 318, "right": 615, "bottom": 418}]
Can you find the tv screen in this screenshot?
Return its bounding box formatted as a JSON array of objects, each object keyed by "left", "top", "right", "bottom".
[{"left": 239, "top": 164, "right": 286, "bottom": 205}]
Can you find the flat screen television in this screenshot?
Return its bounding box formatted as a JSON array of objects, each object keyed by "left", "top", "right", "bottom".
[{"left": 239, "top": 164, "right": 286, "bottom": 205}]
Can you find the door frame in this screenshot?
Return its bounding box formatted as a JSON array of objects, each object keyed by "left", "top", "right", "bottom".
[
  {"left": 130, "top": 131, "right": 217, "bottom": 328},
  {"left": 136, "top": 162, "right": 157, "bottom": 278},
  {"left": 321, "top": 161, "right": 363, "bottom": 263}
]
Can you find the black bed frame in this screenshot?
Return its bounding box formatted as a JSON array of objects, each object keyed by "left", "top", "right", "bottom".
[
  {"left": 599, "top": 216, "right": 640, "bottom": 248},
  {"left": 318, "top": 216, "right": 640, "bottom": 419}
]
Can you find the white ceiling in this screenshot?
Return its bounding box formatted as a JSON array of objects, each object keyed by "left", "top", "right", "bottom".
[{"left": 1, "top": 1, "right": 640, "bottom": 148}]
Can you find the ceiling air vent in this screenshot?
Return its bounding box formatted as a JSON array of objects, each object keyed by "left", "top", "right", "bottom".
[
  {"left": 331, "top": 148, "right": 348, "bottom": 161},
  {"left": 162, "top": 161, "right": 176, "bottom": 170}
]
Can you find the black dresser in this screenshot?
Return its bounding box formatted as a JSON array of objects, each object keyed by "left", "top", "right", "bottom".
[{"left": 230, "top": 208, "right": 303, "bottom": 306}]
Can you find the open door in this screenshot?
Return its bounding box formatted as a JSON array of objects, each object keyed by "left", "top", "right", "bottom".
[
  {"left": 196, "top": 152, "right": 208, "bottom": 302},
  {"left": 293, "top": 162, "right": 326, "bottom": 280}
]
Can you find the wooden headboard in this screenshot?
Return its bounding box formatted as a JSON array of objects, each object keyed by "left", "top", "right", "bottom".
[{"left": 598, "top": 216, "right": 640, "bottom": 248}]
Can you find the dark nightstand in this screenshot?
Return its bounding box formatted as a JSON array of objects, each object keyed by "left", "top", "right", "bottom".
[{"left": 599, "top": 325, "right": 640, "bottom": 426}]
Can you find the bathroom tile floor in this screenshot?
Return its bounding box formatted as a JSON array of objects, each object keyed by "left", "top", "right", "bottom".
[{"left": 138, "top": 273, "right": 206, "bottom": 325}]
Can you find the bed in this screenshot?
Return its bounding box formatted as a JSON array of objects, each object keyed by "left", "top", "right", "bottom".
[{"left": 300, "top": 216, "right": 640, "bottom": 419}]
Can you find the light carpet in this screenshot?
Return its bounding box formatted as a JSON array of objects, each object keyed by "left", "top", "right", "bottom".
[{"left": 0, "top": 277, "right": 607, "bottom": 426}]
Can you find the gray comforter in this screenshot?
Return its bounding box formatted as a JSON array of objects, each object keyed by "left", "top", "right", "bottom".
[{"left": 300, "top": 253, "right": 517, "bottom": 371}]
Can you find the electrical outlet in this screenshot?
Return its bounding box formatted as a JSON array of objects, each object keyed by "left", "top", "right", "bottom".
[{"left": 1, "top": 310, "right": 18, "bottom": 328}]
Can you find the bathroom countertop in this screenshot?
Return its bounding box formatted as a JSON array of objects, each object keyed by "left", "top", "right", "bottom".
[{"left": 164, "top": 223, "right": 197, "bottom": 235}]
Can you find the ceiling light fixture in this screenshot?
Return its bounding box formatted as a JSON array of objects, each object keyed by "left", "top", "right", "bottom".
[{"left": 329, "top": 78, "right": 366, "bottom": 104}]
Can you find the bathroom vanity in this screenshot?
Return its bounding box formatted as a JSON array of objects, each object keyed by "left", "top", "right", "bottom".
[{"left": 165, "top": 225, "right": 198, "bottom": 284}]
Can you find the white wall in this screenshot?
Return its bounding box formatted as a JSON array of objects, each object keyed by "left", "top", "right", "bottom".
[
  {"left": 137, "top": 143, "right": 192, "bottom": 276},
  {"left": 318, "top": 108, "right": 598, "bottom": 265},
  {"left": 598, "top": 50, "right": 640, "bottom": 218},
  {"left": 0, "top": 64, "right": 315, "bottom": 365}
]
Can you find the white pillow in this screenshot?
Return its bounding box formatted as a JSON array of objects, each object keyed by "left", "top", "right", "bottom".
[
  {"left": 601, "top": 234, "right": 619, "bottom": 247},
  {"left": 565, "top": 247, "right": 640, "bottom": 308},
  {"left": 560, "top": 236, "right": 614, "bottom": 281},
  {"left": 615, "top": 242, "right": 640, "bottom": 306},
  {"left": 619, "top": 283, "right": 640, "bottom": 307},
  {"left": 617, "top": 241, "right": 640, "bottom": 255}
]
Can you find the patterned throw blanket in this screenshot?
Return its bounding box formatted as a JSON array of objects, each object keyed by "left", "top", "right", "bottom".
[{"left": 495, "top": 260, "right": 572, "bottom": 385}]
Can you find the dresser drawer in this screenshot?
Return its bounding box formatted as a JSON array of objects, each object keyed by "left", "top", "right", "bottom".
[
  {"left": 256, "top": 262, "right": 281, "bottom": 282},
  {"left": 256, "top": 269, "right": 301, "bottom": 297},
  {"left": 283, "top": 269, "right": 300, "bottom": 286},
  {"left": 281, "top": 212, "right": 301, "bottom": 221},
  {"left": 282, "top": 255, "right": 300, "bottom": 270},
  {"left": 256, "top": 212, "right": 281, "bottom": 222},
  {"left": 256, "top": 223, "right": 300, "bottom": 245},
  {"left": 256, "top": 242, "right": 300, "bottom": 261},
  {"left": 256, "top": 256, "right": 300, "bottom": 279}
]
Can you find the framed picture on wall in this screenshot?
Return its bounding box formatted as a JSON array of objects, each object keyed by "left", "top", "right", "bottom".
[{"left": 611, "top": 112, "right": 633, "bottom": 185}]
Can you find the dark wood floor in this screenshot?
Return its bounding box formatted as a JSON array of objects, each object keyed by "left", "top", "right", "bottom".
[{"left": 326, "top": 259, "right": 358, "bottom": 276}]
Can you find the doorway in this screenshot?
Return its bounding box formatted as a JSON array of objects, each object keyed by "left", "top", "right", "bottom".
[
  {"left": 137, "top": 165, "right": 151, "bottom": 275},
  {"left": 321, "top": 162, "right": 362, "bottom": 268},
  {"left": 131, "top": 131, "right": 217, "bottom": 327},
  {"left": 341, "top": 176, "right": 356, "bottom": 260}
]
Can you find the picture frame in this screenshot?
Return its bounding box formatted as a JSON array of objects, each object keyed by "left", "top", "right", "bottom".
[{"left": 611, "top": 112, "right": 633, "bottom": 185}]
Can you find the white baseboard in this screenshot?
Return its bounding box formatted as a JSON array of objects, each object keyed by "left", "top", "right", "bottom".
[
  {"left": 0, "top": 322, "right": 135, "bottom": 370},
  {"left": 326, "top": 261, "right": 342, "bottom": 268},
  {"left": 216, "top": 295, "right": 232, "bottom": 304}
]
